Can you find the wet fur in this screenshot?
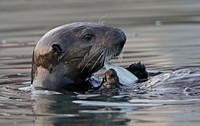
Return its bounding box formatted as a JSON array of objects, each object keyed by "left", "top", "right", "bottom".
[{"left": 31, "top": 22, "right": 126, "bottom": 92}]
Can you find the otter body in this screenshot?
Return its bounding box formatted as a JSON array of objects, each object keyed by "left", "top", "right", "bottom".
[{"left": 141, "top": 68, "right": 200, "bottom": 94}]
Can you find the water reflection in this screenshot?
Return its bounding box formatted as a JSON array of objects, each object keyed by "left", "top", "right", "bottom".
[
  {"left": 32, "top": 93, "right": 132, "bottom": 126},
  {"left": 31, "top": 92, "right": 200, "bottom": 126}
]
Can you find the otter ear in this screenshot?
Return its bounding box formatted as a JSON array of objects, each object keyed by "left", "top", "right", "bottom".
[{"left": 52, "top": 44, "right": 63, "bottom": 54}]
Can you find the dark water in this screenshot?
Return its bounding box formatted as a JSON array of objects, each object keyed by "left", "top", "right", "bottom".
[{"left": 1, "top": 0, "right": 200, "bottom": 126}]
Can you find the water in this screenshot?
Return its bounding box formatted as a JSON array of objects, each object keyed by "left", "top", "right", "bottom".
[{"left": 1, "top": 0, "right": 200, "bottom": 125}]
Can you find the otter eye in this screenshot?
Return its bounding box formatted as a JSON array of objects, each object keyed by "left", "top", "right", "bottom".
[
  {"left": 83, "top": 34, "right": 94, "bottom": 41},
  {"left": 52, "top": 44, "right": 63, "bottom": 54}
]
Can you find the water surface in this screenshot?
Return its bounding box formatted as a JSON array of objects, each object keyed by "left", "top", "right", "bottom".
[{"left": 1, "top": 0, "right": 200, "bottom": 126}]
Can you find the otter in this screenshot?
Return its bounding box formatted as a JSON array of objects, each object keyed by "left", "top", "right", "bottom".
[
  {"left": 31, "top": 22, "right": 200, "bottom": 95},
  {"left": 31, "top": 22, "right": 126, "bottom": 92}
]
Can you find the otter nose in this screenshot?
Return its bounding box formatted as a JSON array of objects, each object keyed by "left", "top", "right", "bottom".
[{"left": 114, "top": 28, "right": 126, "bottom": 47}]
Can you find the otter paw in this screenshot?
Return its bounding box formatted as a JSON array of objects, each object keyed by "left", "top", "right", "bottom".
[
  {"left": 102, "top": 69, "right": 120, "bottom": 89},
  {"left": 126, "top": 62, "right": 148, "bottom": 81}
]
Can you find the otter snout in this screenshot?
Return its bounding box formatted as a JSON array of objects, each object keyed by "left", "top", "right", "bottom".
[
  {"left": 114, "top": 28, "right": 126, "bottom": 48},
  {"left": 109, "top": 28, "right": 126, "bottom": 56}
]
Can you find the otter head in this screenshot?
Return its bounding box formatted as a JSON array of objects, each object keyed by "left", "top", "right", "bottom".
[{"left": 31, "top": 22, "right": 126, "bottom": 91}]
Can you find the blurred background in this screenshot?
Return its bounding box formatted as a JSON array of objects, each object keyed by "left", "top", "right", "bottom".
[{"left": 1, "top": 0, "right": 200, "bottom": 73}]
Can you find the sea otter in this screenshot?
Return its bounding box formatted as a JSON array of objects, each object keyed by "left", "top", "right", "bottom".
[
  {"left": 31, "top": 22, "right": 200, "bottom": 95},
  {"left": 31, "top": 22, "right": 126, "bottom": 92}
]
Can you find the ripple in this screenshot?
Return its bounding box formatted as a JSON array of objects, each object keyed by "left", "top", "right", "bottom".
[{"left": 73, "top": 100, "right": 161, "bottom": 107}]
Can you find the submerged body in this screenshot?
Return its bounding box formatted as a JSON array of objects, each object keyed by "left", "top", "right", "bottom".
[
  {"left": 103, "top": 64, "right": 200, "bottom": 95},
  {"left": 141, "top": 68, "right": 200, "bottom": 94}
]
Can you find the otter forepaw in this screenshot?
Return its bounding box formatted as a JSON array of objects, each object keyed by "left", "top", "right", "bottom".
[{"left": 126, "top": 62, "right": 148, "bottom": 81}]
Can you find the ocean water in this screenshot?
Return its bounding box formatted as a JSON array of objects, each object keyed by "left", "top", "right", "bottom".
[{"left": 1, "top": 0, "right": 200, "bottom": 125}]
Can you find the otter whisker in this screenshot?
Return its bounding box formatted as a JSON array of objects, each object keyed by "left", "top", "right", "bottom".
[
  {"left": 117, "top": 53, "right": 123, "bottom": 62},
  {"left": 81, "top": 46, "right": 107, "bottom": 70},
  {"left": 80, "top": 49, "right": 103, "bottom": 72},
  {"left": 80, "top": 44, "right": 121, "bottom": 73},
  {"left": 90, "top": 51, "right": 106, "bottom": 71},
  {"left": 98, "top": 14, "right": 109, "bottom": 24},
  {"left": 105, "top": 49, "right": 114, "bottom": 62},
  {"left": 80, "top": 47, "right": 108, "bottom": 73}
]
